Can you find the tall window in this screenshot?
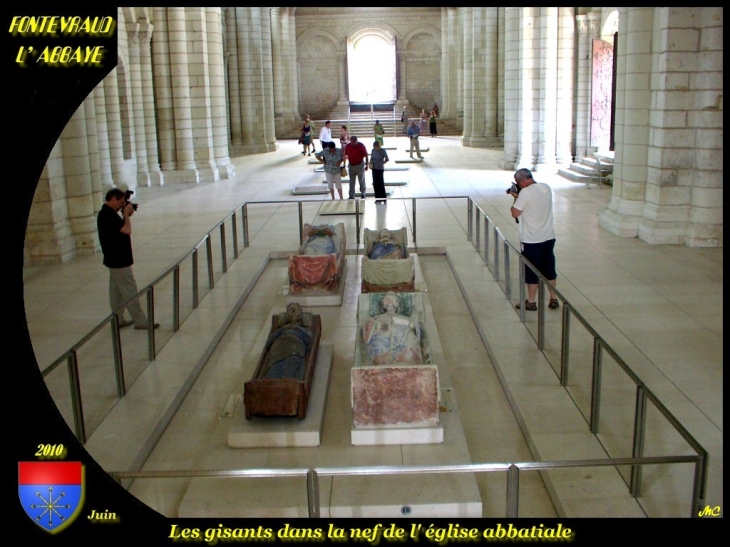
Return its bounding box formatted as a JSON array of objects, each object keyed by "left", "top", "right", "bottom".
[{"left": 347, "top": 33, "right": 396, "bottom": 103}]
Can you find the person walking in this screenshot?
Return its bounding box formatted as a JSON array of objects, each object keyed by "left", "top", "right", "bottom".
[
  {"left": 315, "top": 142, "right": 344, "bottom": 200},
  {"left": 344, "top": 135, "right": 369, "bottom": 199},
  {"left": 509, "top": 168, "right": 559, "bottom": 311},
  {"left": 339, "top": 125, "right": 349, "bottom": 149},
  {"left": 369, "top": 140, "right": 389, "bottom": 204},
  {"left": 373, "top": 119, "right": 385, "bottom": 146},
  {"left": 407, "top": 120, "right": 423, "bottom": 159},
  {"left": 319, "top": 120, "right": 333, "bottom": 149},
  {"left": 301, "top": 116, "right": 314, "bottom": 156},
  {"left": 400, "top": 106, "right": 408, "bottom": 134},
  {"left": 96, "top": 188, "right": 158, "bottom": 330}
]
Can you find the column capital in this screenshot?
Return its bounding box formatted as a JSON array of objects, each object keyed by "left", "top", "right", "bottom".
[
  {"left": 576, "top": 15, "right": 589, "bottom": 37},
  {"left": 587, "top": 12, "right": 602, "bottom": 37}
]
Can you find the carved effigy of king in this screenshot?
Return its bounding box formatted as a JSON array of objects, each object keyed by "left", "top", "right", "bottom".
[
  {"left": 244, "top": 303, "right": 322, "bottom": 420},
  {"left": 289, "top": 223, "right": 346, "bottom": 295},
  {"left": 361, "top": 227, "right": 415, "bottom": 293},
  {"left": 352, "top": 292, "right": 439, "bottom": 429}
]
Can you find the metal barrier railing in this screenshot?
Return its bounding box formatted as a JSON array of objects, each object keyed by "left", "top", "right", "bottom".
[
  {"left": 112, "top": 453, "right": 703, "bottom": 518},
  {"left": 40, "top": 195, "right": 707, "bottom": 516},
  {"left": 465, "top": 197, "right": 708, "bottom": 514}
]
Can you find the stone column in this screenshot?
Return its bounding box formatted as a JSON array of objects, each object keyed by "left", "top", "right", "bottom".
[
  {"left": 286, "top": 8, "right": 300, "bottom": 119},
  {"left": 439, "top": 8, "right": 457, "bottom": 118},
  {"left": 397, "top": 51, "right": 407, "bottom": 103},
  {"left": 600, "top": 7, "right": 653, "bottom": 237},
  {"left": 84, "top": 91, "right": 103, "bottom": 212},
  {"left": 555, "top": 7, "right": 575, "bottom": 165},
  {"left": 497, "top": 8, "right": 505, "bottom": 138},
  {"left": 167, "top": 7, "right": 200, "bottom": 181},
  {"left": 152, "top": 8, "right": 175, "bottom": 171},
  {"left": 128, "top": 25, "right": 150, "bottom": 186},
  {"left": 337, "top": 53, "right": 348, "bottom": 105},
  {"left": 574, "top": 14, "right": 591, "bottom": 160},
  {"left": 207, "top": 7, "right": 235, "bottom": 179},
  {"left": 516, "top": 8, "right": 537, "bottom": 169},
  {"left": 460, "top": 8, "right": 474, "bottom": 147},
  {"left": 25, "top": 142, "right": 76, "bottom": 265},
  {"left": 502, "top": 7, "right": 520, "bottom": 168},
  {"left": 187, "top": 7, "right": 219, "bottom": 181},
  {"left": 271, "top": 7, "right": 286, "bottom": 120},
  {"left": 61, "top": 103, "right": 97, "bottom": 255},
  {"left": 225, "top": 7, "right": 243, "bottom": 148},
  {"left": 93, "top": 83, "right": 114, "bottom": 193},
  {"left": 260, "top": 8, "right": 278, "bottom": 152},
  {"left": 455, "top": 8, "right": 465, "bottom": 129},
  {"left": 103, "top": 68, "right": 131, "bottom": 189},
  {"left": 483, "top": 7, "right": 500, "bottom": 147},
  {"left": 638, "top": 7, "right": 722, "bottom": 246},
  {"left": 138, "top": 23, "right": 163, "bottom": 186},
  {"left": 535, "top": 7, "right": 559, "bottom": 172}
]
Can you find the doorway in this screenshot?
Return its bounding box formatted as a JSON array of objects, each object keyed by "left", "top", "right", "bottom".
[{"left": 347, "top": 33, "right": 397, "bottom": 104}]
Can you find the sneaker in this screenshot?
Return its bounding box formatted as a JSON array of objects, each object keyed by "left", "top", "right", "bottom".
[
  {"left": 134, "top": 323, "right": 160, "bottom": 330},
  {"left": 118, "top": 318, "right": 133, "bottom": 328},
  {"left": 348, "top": 196, "right": 354, "bottom": 200},
  {"left": 361, "top": 192, "right": 366, "bottom": 199}
]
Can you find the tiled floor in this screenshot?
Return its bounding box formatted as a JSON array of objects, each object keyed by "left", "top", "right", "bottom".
[{"left": 23, "top": 136, "right": 722, "bottom": 517}]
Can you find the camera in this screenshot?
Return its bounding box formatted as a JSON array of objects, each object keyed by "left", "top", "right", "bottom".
[
  {"left": 124, "top": 190, "right": 138, "bottom": 211},
  {"left": 506, "top": 182, "right": 520, "bottom": 196}
]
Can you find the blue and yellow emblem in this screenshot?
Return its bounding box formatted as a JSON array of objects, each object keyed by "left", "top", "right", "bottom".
[{"left": 18, "top": 461, "right": 84, "bottom": 533}]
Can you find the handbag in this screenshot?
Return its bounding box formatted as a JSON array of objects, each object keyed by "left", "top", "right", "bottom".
[{"left": 340, "top": 167, "right": 348, "bottom": 177}]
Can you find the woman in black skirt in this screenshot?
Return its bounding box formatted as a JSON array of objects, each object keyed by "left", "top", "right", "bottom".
[{"left": 369, "top": 140, "right": 390, "bottom": 204}]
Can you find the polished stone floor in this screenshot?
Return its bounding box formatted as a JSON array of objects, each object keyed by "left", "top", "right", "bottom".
[{"left": 23, "top": 136, "right": 722, "bottom": 518}]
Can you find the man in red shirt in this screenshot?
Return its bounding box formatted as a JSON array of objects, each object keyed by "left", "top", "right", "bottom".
[{"left": 344, "top": 136, "right": 369, "bottom": 199}]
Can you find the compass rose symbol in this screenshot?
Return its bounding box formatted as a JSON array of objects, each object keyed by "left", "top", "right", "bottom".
[{"left": 29, "top": 486, "right": 73, "bottom": 528}]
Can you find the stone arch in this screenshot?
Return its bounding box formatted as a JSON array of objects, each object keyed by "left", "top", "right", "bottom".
[
  {"left": 346, "top": 22, "right": 402, "bottom": 46},
  {"left": 601, "top": 9, "right": 619, "bottom": 42},
  {"left": 402, "top": 25, "right": 441, "bottom": 54},
  {"left": 297, "top": 28, "right": 343, "bottom": 55}
]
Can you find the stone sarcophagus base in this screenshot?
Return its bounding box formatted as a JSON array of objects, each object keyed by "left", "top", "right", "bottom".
[{"left": 351, "top": 365, "right": 439, "bottom": 428}]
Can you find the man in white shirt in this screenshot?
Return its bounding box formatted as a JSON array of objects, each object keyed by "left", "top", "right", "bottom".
[
  {"left": 510, "top": 168, "right": 559, "bottom": 311},
  {"left": 319, "top": 120, "right": 333, "bottom": 149}
]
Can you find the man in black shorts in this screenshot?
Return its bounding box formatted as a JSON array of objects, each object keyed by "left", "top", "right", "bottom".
[{"left": 509, "top": 168, "right": 559, "bottom": 311}]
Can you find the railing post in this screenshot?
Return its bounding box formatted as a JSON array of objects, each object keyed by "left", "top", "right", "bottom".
[
  {"left": 412, "top": 198, "right": 417, "bottom": 247},
  {"left": 590, "top": 337, "right": 603, "bottom": 434},
  {"left": 111, "top": 316, "right": 125, "bottom": 397},
  {"left": 483, "top": 216, "right": 489, "bottom": 268},
  {"left": 537, "top": 279, "right": 545, "bottom": 350},
  {"left": 206, "top": 235, "right": 215, "bottom": 289},
  {"left": 298, "top": 201, "right": 304, "bottom": 246},
  {"left": 146, "top": 288, "right": 156, "bottom": 361},
  {"left": 243, "top": 203, "right": 250, "bottom": 248},
  {"left": 192, "top": 248, "right": 199, "bottom": 309},
  {"left": 518, "top": 254, "right": 525, "bottom": 323},
  {"left": 630, "top": 385, "right": 648, "bottom": 497},
  {"left": 355, "top": 200, "right": 361, "bottom": 246},
  {"left": 475, "top": 212, "right": 481, "bottom": 252},
  {"left": 67, "top": 352, "right": 87, "bottom": 443},
  {"left": 307, "top": 469, "right": 321, "bottom": 518},
  {"left": 173, "top": 265, "right": 180, "bottom": 332},
  {"left": 493, "top": 227, "right": 500, "bottom": 282},
  {"left": 220, "top": 223, "right": 228, "bottom": 273},
  {"left": 506, "top": 464, "right": 520, "bottom": 518},
  {"left": 503, "top": 239, "right": 511, "bottom": 301},
  {"left": 232, "top": 210, "right": 239, "bottom": 259},
  {"left": 467, "top": 198, "right": 473, "bottom": 242},
  {"left": 560, "top": 303, "right": 570, "bottom": 386}
]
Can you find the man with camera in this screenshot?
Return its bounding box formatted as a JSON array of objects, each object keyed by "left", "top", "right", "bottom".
[
  {"left": 97, "top": 188, "right": 158, "bottom": 329},
  {"left": 509, "top": 168, "right": 559, "bottom": 311}
]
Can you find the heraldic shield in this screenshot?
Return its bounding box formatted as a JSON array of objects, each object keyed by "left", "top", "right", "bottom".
[{"left": 18, "top": 461, "right": 84, "bottom": 533}]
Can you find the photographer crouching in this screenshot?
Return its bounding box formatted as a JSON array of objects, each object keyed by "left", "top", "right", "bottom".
[{"left": 96, "top": 188, "right": 158, "bottom": 330}]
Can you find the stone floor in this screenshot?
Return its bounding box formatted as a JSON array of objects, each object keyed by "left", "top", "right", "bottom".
[{"left": 23, "top": 136, "right": 722, "bottom": 518}]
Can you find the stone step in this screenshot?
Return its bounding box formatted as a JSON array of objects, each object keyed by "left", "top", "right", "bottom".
[{"left": 557, "top": 168, "right": 606, "bottom": 184}]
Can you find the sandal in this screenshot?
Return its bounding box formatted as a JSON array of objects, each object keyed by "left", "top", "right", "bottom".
[
  {"left": 549, "top": 299, "right": 560, "bottom": 310},
  {"left": 516, "top": 300, "right": 537, "bottom": 311}
]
